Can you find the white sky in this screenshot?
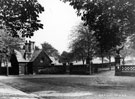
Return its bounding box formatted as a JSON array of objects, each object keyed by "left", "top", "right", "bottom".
[{"left": 29, "top": 0, "right": 81, "bottom": 54}]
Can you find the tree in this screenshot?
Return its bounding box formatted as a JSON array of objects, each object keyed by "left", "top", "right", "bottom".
[
  {"left": 120, "top": 39, "right": 135, "bottom": 64},
  {"left": 42, "top": 42, "right": 60, "bottom": 59},
  {"left": 60, "top": 51, "right": 73, "bottom": 64},
  {"left": 70, "top": 45, "right": 86, "bottom": 64},
  {"left": 0, "top": 0, "right": 44, "bottom": 37},
  {"left": 0, "top": 29, "right": 24, "bottom": 76},
  {"left": 69, "top": 22, "right": 97, "bottom": 64},
  {"left": 35, "top": 45, "right": 40, "bottom": 50},
  {"left": 0, "top": 29, "right": 24, "bottom": 53},
  {"left": 62, "top": 0, "right": 135, "bottom": 56}
]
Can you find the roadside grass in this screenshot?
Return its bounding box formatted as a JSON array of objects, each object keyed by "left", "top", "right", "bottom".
[{"left": 0, "top": 74, "right": 135, "bottom": 94}]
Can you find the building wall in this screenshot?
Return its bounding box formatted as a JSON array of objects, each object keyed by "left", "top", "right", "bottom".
[{"left": 32, "top": 51, "right": 52, "bottom": 74}]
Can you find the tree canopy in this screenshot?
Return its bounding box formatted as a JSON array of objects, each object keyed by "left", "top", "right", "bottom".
[
  {"left": 0, "top": 29, "right": 24, "bottom": 57},
  {"left": 60, "top": 51, "right": 73, "bottom": 64},
  {"left": 0, "top": 29, "right": 24, "bottom": 73},
  {"left": 69, "top": 22, "right": 97, "bottom": 64},
  {"left": 62, "top": 0, "right": 135, "bottom": 55},
  {"left": 0, "top": 0, "right": 44, "bottom": 37},
  {"left": 41, "top": 42, "right": 59, "bottom": 59}
]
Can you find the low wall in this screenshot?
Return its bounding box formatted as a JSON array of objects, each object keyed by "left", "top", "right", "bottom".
[
  {"left": 115, "top": 65, "right": 135, "bottom": 76},
  {"left": 38, "top": 65, "right": 66, "bottom": 74},
  {"left": 69, "top": 63, "right": 114, "bottom": 74},
  {"left": 69, "top": 65, "right": 90, "bottom": 74},
  {"left": 0, "top": 67, "right": 19, "bottom": 75},
  {"left": 36, "top": 62, "right": 114, "bottom": 75},
  {"left": 93, "top": 62, "right": 115, "bottom": 68}
]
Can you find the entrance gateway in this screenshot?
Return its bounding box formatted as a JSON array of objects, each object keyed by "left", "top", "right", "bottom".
[{"left": 115, "top": 55, "right": 135, "bottom": 76}]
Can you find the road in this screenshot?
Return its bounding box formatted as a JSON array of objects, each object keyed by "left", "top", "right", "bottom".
[{"left": 0, "top": 69, "right": 135, "bottom": 99}]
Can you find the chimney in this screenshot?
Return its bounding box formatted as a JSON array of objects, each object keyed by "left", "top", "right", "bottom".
[
  {"left": 24, "top": 40, "right": 35, "bottom": 60},
  {"left": 28, "top": 41, "right": 31, "bottom": 52},
  {"left": 30, "top": 41, "right": 35, "bottom": 53},
  {"left": 25, "top": 40, "right": 29, "bottom": 53}
]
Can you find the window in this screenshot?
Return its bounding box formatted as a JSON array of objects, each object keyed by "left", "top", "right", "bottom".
[{"left": 40, "top": 58, "right": 44, "bottom": 63}]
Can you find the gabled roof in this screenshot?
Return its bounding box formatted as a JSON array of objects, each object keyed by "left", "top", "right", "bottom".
[
  {"left": 29, "top": 50, "right": 42, "bottom": 62},
  {"left": 29, "top": 50, "right": 52, "bottom": 62},
  {"left": 15, "top": 49, "right": 52, "bottom": 63},
  {"left": 14, "top": 50, "right": 29, "bottom": 62}
]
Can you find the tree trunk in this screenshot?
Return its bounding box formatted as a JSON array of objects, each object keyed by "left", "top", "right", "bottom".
[
  {"left": 101, "top": 55, "right": 104, "bottom": 68},
  {"left": 82, "top": 59, "right": 85, "bottom": 65},
  {"left": 109, "top": 55, "right": 111, "bottom": 70},
  {"left": 122, "top": 58, "right": 125, "bottom": 65},
  {"left": 6, "top": 59, "right": 9, "bottom": 76},
  {"left": 86, "top": 56, "right": 90, "bottom": 64}
]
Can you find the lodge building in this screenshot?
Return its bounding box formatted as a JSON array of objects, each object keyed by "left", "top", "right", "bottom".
[{"left": 0, "top": 41, "right": 52, "bottom": 75}]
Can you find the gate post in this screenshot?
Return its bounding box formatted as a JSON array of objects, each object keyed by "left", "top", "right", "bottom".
[
  {"left": 64, "top": 63, "right": 70, "bottom": 74},
  {"left": 115, "top": 54, "right": 122, "bottom": 76},
  {"left": 86, "top": 56, "right": 92, "bottom": 75}
]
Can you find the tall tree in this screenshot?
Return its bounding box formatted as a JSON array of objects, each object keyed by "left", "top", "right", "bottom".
[
  {"left": 0, "top": 29, "right": 24, "bottom": 76},
  {"left": 62, "top": 0, "right": 135, "bottom": 56},
  {"left": 0, "top": 0, "right": 44, "bottom": 37},
  {"left": 0, "top": 29, "right": 24, "bottom": 55},
  {"left": 69, "top": 22, "right": 97, "bottom": 64}
]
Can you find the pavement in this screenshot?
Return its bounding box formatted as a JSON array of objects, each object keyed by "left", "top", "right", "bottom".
[{"left": 0, "top": 82, "right": 40, "bottom": 99}]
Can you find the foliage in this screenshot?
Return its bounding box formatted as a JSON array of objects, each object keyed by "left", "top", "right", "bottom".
[
  {"left": 0, "top": 29, "right": 24, "bottom": 72},
  {"left": 60, "top": 51, "right": 73, "bottom": 63},
  {"left": 69, "top": 22, "right": 97, "bottom": 64},
  {"left": 62, "top": 0, "right": 135, "bottom": 55},
  {"left": 35, "top": 45, "right": 40, "bottom": 50},
  {"left": 121, "top": 38, "right": 135, "bottom": 58},
  {"left": 0, "top": 29, "right": 24, "bottom": 58},
  {"left": 41, "top": 42, "right": 60, "bottom": 59},
  {"left": 0, "top": 0, "right": 44, "bottom": 37}
]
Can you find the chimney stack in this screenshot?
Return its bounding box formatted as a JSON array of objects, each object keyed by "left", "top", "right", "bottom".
[{"left": 24, "top": 40, "right": 35, "bottom": 60}]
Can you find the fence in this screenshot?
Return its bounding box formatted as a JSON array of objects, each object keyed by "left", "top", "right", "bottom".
[
  {"left": 0, "top": 62, "right": 114, "bottom": 75},
  {"left": 36, "top": 62, "right": 114, "bottom": 75},
  {"left": 0, "top": 67, "right": 19, "bottom": 75},
  {"left": 115, "top": 65, "right": 135, "bottom": 76}
]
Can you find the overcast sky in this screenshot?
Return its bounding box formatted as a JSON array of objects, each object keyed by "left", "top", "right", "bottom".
[{"left": 29, "top": 0, "right": 81, "bottom": 53}]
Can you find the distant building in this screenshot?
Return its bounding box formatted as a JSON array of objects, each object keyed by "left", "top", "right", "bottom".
[
  {"left": 0, "top": 40, "right": 53, "bottom": 75},
  {"left": 19, "top": 41, "right": 52, "bottom": 75}
]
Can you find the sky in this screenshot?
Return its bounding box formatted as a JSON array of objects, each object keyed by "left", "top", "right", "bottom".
[{"left": 29, "top": 0, "right": 81, "bottom": 54}]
